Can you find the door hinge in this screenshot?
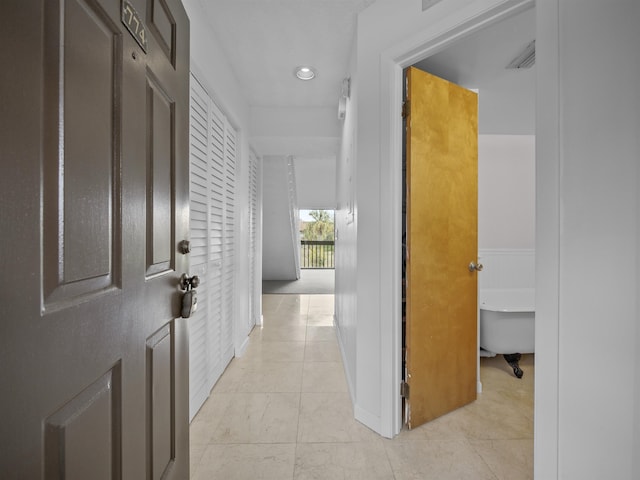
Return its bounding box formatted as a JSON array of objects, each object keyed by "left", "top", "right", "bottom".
[
  {"left": 400, "top": 381, "right": 410, "bottom": 399},
  {"left": 402, "top": 100, "right": 410, "bottom": 119}
]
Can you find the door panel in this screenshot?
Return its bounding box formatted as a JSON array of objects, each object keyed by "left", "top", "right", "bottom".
[
  {"left": 149, "top": 0, "right": 175, "bottom": 62},
  {"left": 42, "top": 0, "right": 121, "bottom": 305},
  {"left": 405, "top": 66, "right": 478, "bottom": 429},
  {"left": 146, "top": 74, "right": 176, "bottom": 276},
  {"left": 44, "top": 367, "right": 120, "bottom": 480},
  {"left": 147, "top": 325, "right": 174, "bottom": 480},
  {"left": 0, "top": 0, "right": 190, "bottom": 478}
]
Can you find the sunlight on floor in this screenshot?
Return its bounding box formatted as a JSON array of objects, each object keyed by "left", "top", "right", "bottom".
[{"left": 189, "top": 294, "right": 533, "bottom": 479}]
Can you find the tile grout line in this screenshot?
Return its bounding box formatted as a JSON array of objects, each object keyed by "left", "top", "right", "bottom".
[
  {"left": 191, "top": 294, "right": 533, "bottom": 479},
  {"left": 293, "top": 296, "right": 311, "bottom": 480},
  {"left": 466, "top": 438, "right": 501, "bottom": 480}
]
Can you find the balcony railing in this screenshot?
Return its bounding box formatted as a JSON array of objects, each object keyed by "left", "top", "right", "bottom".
[{"left": 300, "top": 240, "right": 334, "bottom": 269}]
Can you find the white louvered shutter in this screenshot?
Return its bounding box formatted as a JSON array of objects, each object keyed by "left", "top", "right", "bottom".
[
  {"left": 248, "top": 150, "right": 259, "bottom": 327},
  {"left": 188, "top": 76, "right": 211, "bottom": 419},
  {"left": 188, "top": 75, "right": 237, "bottom": 420},
  {"left": 207, "top": 100, "right": 226, "bottom": 390},
  {"left": 222, "top": 123, "right": 236, "bottom": 362}
]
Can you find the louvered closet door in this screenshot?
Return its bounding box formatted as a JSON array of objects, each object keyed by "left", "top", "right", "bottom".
[
  {"left": 222, "top": 124, "right": 237, "bottom": 360},
  {"left": 188, "top": 77, "right": 211, "bottom": 418},
  {"left": 248, "top": 150, "right": 259, "bottom": 327},
  {"left": 188, "top": 75, "right": 236, "bottom": 419},
  {"left": 208, "top": 99, "right": 228, "bottom": 380}
]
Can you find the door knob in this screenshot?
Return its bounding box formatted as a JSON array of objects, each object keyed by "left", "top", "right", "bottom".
[
  {"left": 468, "top": 262, "right": 483, "bottom": 272},
  {"left": 179, "top": 273, "right": 200, "bottom": 291}
]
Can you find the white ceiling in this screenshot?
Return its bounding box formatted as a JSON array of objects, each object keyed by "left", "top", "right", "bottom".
[
  {"left": 198, "top": 1, "right": 535, "bottom": 159},
  {"left": 414, "top": 6, "right": 535, "bottom": 134},
  {"left": 200, "top": 0, "right": 377, "bottom": 108}
]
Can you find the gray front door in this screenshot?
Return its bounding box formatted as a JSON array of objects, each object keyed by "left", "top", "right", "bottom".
[{"left": 0, "top": 0, "right": 190, "bottom": 478}]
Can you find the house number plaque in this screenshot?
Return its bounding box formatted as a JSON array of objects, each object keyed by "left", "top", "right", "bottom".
[{"left": 121, "top": 0, "right": 148, "bottom": 52}]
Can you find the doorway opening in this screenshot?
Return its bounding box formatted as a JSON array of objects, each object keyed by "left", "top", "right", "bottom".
[
  {"left": 262, "top": 209, "right": 335, "bottom": 295},
  {"left": 399, "top": 3, "right": 536, "bottom": 445},
  {"left": 299, "top": 209, "right": 335, "bottom": 270}
]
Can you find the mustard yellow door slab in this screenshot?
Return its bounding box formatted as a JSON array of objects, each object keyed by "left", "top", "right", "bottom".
[{"left": 405, "top": 66, "right": 478, "bottom": 429}]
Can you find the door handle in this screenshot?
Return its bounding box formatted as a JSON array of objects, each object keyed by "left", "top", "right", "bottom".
[
  {"left": 468, "top": 262, "right": 483, "bottom": 272},
  {"left": 179, "top": 273, "right": 200, "bottom": 291}
]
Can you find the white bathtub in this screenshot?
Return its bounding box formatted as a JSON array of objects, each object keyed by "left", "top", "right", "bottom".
[{"left": 479, "top": 288, "right": 535, "bottom": 355}]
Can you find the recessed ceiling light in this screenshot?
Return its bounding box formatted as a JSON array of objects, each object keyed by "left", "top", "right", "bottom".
[{"left": 295, "top": 66, "right": 317, "bottom": 81}]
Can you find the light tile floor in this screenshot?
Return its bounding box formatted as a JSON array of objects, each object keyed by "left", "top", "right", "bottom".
[{"left": 190, "top": 294, "right": 534, "bottom": 479}]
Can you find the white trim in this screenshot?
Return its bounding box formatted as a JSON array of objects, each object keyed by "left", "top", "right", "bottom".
[
  {"left": 378, "top": 53, "right": 404, "bottom": 439},
  {"left": 235, "top": 335, "right": 250, "bottom": 358},
  {"left": 533, "top": 1, "right": 560, "bottom": 477},
  {"left": 478, "top": 248, "right": 535, "bottom": 255},
  {"left": 378, "top": 0, "right": 536, "bottom": 438},
  {"left": 354, "top": 404, "right": 381, "bottom": 434},
  {"left": 335, "top": 314, "right": 356, "bottom": 405}
]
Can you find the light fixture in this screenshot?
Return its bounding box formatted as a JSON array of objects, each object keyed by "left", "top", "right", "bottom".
[
  {"left": 506, "top": 40, "right": 536, "bottom": 69},
  {"left": 295, "top": 66, "right": 316, "bottom": 81}
]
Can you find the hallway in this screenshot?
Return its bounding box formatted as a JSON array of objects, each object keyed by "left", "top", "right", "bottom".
[
  {"left": 189, "top": 294, "right": 534, "bottom": 479},
  {"left": 262, "top": 269, "right": 335, "bottom": 295}
]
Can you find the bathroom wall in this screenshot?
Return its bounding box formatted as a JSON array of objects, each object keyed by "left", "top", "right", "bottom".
[
  {"left": 478, "top": 135, "right": 535, "bottom": 250},
  {"left": 478, "top": 134, "right": 535, "bottom": 290}
]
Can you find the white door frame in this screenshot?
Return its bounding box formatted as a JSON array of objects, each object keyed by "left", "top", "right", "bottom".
[{"left": 377, "top": 0, "right": 538, "bottom": 440}]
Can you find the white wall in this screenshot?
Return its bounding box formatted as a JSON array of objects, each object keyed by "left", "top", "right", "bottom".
[
  {"left": 338, "top": 0, "right": 640, "bottom": 478},
  {"left": 261, "top": 156, "right": 300, "bottom": 280},
  {"left": 536, "top": 1, "right": 640, "bottom": 478},
  {"left": 335, "top": 35, "right": 358, "bottom": 409},
  {"left": 183, "top": 0, "right": 259, "bottom": 354},
  {"left": 338, "top": 0, "right": 539, "bottom": 439},
  {"left": 294, "top": 156, "right": 337, "bottom": 210},
  {"left": 250, "top": 105, "right": 339, "bottom": 271},
  {"left": 478, "top": 135, "right": 535, "bottom": 249},
  {"left": 250, "top": 106, "right": 340, "bottom": 158},
  {"left": 478, "top": 135, "right": 535, "bottom": 291}
]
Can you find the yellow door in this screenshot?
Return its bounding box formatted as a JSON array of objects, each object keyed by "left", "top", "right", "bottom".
[{"left": 405, "top": 66, "right": 479, "bottom": 429}]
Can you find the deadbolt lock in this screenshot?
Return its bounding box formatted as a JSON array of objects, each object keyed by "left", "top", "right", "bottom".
[{"left": 178, "top": 240, "right": 191, "bottom": 254}]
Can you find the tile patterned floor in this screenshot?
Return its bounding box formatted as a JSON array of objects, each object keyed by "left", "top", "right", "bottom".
[{"left": 190, "top": 294, "right": 534, "bottom": 479}]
